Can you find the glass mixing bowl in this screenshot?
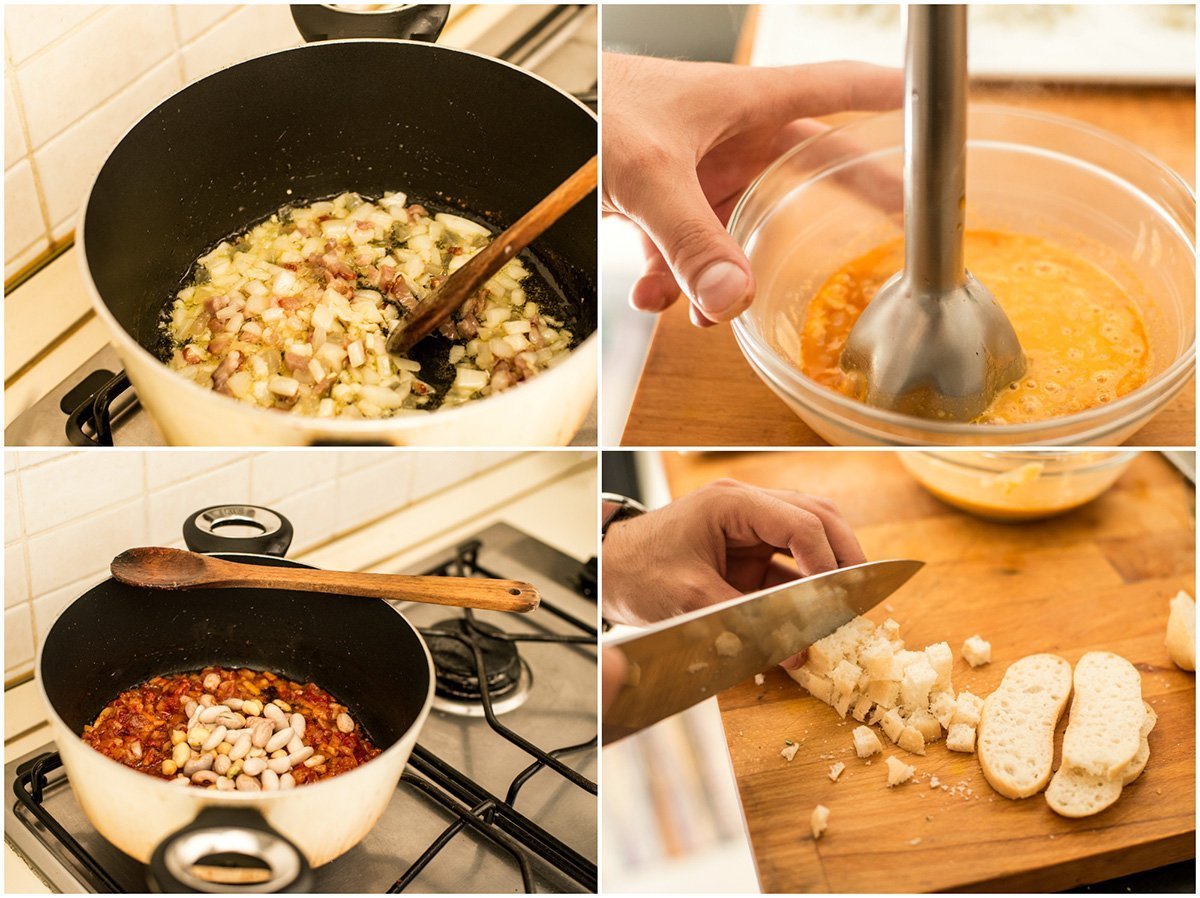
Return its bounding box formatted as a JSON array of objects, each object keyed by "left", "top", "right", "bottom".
[
  {"left": 729, "top": 107, "right": 1195, "bottom": 446},
  {"left": 900, "top": 450, "right": 1138, "bottom": 521}
]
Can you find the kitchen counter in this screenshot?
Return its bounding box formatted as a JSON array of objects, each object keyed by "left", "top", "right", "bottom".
[
  {"left": 620, "top": 11, "right": 1196, "bottom": 447},
  {"left": 4, "top": 453, "right": 597, "bottom": 893}
]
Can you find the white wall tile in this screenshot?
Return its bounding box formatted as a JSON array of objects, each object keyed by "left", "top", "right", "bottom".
[
  {"left": 408, "top": 451, "right": 506, "bottom": 503},
  {"left": 20, "top": 452, "right": 144, "bottom": 535},
  {"left": 4, "top": 159, "right": 45, "bottom": 262},
  {"left": 5, "top": 78, "right": 27, "bottom": 168},
  {"left": 336, "top": 457, "right": 415, "bottom": 533},
  {"left": 26, "top": 500, "right": 145, "bottom": 595},
  {"left": 34, "top": 56, "right": 181, "bottom": 227},
  {"left": 268, "top": 480, "right": 339, "bottom": 554},
  {"left": 4, "top": 454, "right": 16, "bottom": 473},
  {"left": 5, "top": 605, "right": 34, "bottom": 672},
  {"left": 174, "top": 4, "right": 237, "bottom": 42},
  {"left": 147, "top": 458, "right": 252, "bottom": 545},
  {"left": 180, "top": 2, "right": 299, "bottom": 82},
  {"left": 4, "top": 237, "right": 49, "bottom": 281},
  {"left": 250, "top": 450, "right": 339, "bottom": 506},
  {"left": 4, "top": 4, "right": 98, "bottom": 66},
  {"left": 16, "top": 5, "right": 176, "bottom": 148},
  {"left": 5, "top": 544, "right": 29, "bottom": 608},
  {"left": 146, "top": 451, "right": 247, "bottom": 490},
  {"left": 4, "top": 472, "right": 21, "bottom": 542},
  {"left": 336, "top": 451, "right": 395, "bottom": 475},
  {"left": 15, "top": 450, "right": 73, "bottom": 468},
  {"left": 33, "top": 570, "right": 107, "bottom": 641}
]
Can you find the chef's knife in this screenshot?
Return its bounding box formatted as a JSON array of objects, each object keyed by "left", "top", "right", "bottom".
[{"left": 602, "top": 558, "right": 923, "bottom": 744}]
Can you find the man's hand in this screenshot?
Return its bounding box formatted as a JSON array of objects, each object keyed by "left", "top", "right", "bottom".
[
  {"left": 602, "top": 479, "right": 865, "bottom": 627},
  {"left": 602, "top": 53, "right": 903, "bottom": 326}
]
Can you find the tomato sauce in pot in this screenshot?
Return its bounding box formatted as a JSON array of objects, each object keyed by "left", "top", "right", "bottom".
[{"left": 82, "top": 667, "right": 379, "bottom": 790}]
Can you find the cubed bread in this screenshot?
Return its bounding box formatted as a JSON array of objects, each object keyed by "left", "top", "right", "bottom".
[
  {"left": 851, "top": 694, "right": 875, "bottom": 722},
  {"left": 879, "top": 708, "right": 907, "bottom": 744},
  {"left": 929, "top": 691, "right": 957, "bottom": 729},
  {"left": 900, "top": 655, "right": 938, "bottom": 708},
  {"left": 831, "top": 659, "right": 864, "bottom": 698},
  {"left": 852, "top": 725, "right": 883, "bottom": 758},
  {"left": 885, "top": 755, "right": 915, "bottom": 786},
  {"left": 908, "top": 708, "right": 942, "bottom": 743},
  {"left": 811, "top": 804, "right": 830, "bottom": 839},
  {"left": 946, "top": 723, "right": 976, "bottom": 753},
  {"left": 865, "top": 679, "right": 900, "bottom": 709},
  {"left": 897, "top": 725, "right": 926, "bottom": 755},
  {"left": 952, "top": 690, "right": 984, "bottom": 727},
  {"left": 860, "top": 637, "right": 902, "bottom": 680},
  {"left": 961, "top": 635, "right": 992, "bottom": 668},
  {"left": 789, "top": 666, "right": 835, "bottom": 704},
  {"left": 923, "top": 641, "right": 955, "bottom": 691},
  {"left": 829, "top": 762, "right": 845, "bottom": 782}
]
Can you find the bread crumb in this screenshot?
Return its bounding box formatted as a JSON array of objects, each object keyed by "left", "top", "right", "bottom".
[
  {"left": 961, "top": 635, "right": 992, "bottom": 668},
  {"left": 715, "top": 631, "right": 743, "bottom": 657},
  {"left": 885, "top": 603, "right": 895, "bottom": 613},
  {"left": 754, "top": 673, "right": 765, "bottom": 686},
  {"left": 929, "top": 776, "right": 940, "bottom": 788},
  {"left": 811, "top": 804, "right": 830, "bottom": 840},
  {"left": 909, "top": 837, "right": 922, "bottom": 846},
  {"left": 687, "top": 662, "right": 708, "bottom": 674},
  {"left": 829, "top": 762, "right": 846, "bottom": 782},
  {"left": 781, "top": 741, "right": 800, "bottom": 762},
  {"left": 885, "top": 755, "right": 915, "bottom": 786}
]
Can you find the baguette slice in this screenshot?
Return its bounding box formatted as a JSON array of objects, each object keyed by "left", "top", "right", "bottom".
[
  {"left": 1166, "top": 590, "right": 1195, "bottom": 671},
  {"left": 1046, "top": 701, "right": 1156, "bottom": 817},
  {"left": 978, "top": 653, "right": 1072, "bottom": 799},
  {"left": 1061, "top": 651, "right": 1145, "bottom": 778}
]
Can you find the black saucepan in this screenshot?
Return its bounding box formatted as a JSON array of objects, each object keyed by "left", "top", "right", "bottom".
[
  {"left": 79, "top": 21, "right": 597, "bottom": 446},
  {"left": 37, "top": 505, "right": 434, "bottom": 892}
]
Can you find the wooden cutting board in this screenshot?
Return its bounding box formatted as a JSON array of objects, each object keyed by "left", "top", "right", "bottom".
[{"left": 660, "top": 451, "right": 1196, "bottom": 893}]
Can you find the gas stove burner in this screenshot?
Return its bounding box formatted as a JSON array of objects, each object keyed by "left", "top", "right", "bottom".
[{"left": 426, "top": 618, "right": 532, "bottom": 717}]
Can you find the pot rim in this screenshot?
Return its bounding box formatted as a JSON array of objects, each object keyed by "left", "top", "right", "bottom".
[
  {"left": 77, "top": 38, "right": 598, "bottom": 440},
  {"left": 35, "top": 559, "right": 436, "bottom": 804},
  {"left": 729, "top": 104, "right": 1196, "bottom": 441}
]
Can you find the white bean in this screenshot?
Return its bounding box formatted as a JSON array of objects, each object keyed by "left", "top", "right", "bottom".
[
  {"left": 241, "top": 699, "right": 263, "bottom": 717},
  {"left": 184, "top": 701, "right": 198, "bottom": 719},
  {"left": 216, "top": 776, "right": 235, "bottom": 792},
  {"left": 289, "top": 713, "right": 306, "bottom": 738},
  {"left": 183, "top": 754, "right": 214, "bottom": 776},
  {"left": 287, "top": 735, "right": 304, "bottom": 755},
  {"left": 172, "top": 776, "right": 191, "bottom": 786},
  {"left": 261, "top": 769, "right": 280, "bottom": 791},
  {"left": 214, "top": 754, "right": 232, "bottom": 776},
  {"left": 289, "top": 747, "right": 315, "bottom": 766},
  {"left": 172, "top": 742, "right": 191, "bottom": 768},
  {"left": 272, "top": 699, "right": 291, "bottom": 712},
  {"left": 263, "top": 704, "right": 286, "bottom": 726},
  {"left": 187, "top": 726, "right": 209, "bottom": 749},
  {"left": 265, "top": 727, "right": 294, "bottom": 753},
  {"left": 267, "top": 756, "right": 292, "bottom": 775},
  {"left": 280, "top": 773, "right": 296, "bottom": 789},
  {"left": 242, "top": 757, "right": 268, "bottom": 776},
  {"left": 222, "top": 697, "right": 244, "bottom": 710},
  {"left": 249, "top": 747, "right": 266, "bottom": 758},
  {"left": 230, "top": 733, "right": 252, "bottom": 760},
  {"left": 199, "top": 693, "right": 216, "bottom": 707},
  {"left": 199, "top": 705, "right": 226, "bottom": 724},
  {"left": 235, "top": 774, "right": 261, "bottom": 792},
  {"left": 303, "top": 754, "right": 325, "bottom": 768},
  {"left": 251, "top": 720, "right": 274, "bottom": 748},
  {"left": 192, "top": 770, "right": 219, "bottom": 785},
  {"left": 203, "top": 673, "right": 221, "bottom": 691},
  {"left": 202, "top": 726, "right": 227, "bottom": 752},
  {"left": 217, "top": 712, "right": 245, "bottom": 729},
  {"left": 336, "top": 713, "right": 354, "bottom": 733}
]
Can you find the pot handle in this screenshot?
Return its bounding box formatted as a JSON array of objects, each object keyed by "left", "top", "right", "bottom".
[
  {"left": 148, "top": 807, "right": 312, "bottom": 893},
  {"left": 289, "top": 4, "right": 451, "bottom": 43},
  {"left": 183, "top": 506, "right": 294, "bottom": 557}
]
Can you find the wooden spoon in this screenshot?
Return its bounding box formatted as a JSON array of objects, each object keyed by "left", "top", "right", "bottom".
[
  {"left": 111, "top": 547, "right": 539, "bottom": 613},
  {"left": 385, "top": 154, "right": 598, "bottom": 355}
]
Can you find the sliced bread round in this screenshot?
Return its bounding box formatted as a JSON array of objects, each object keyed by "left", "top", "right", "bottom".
[
  {"left": 1046, "top": 701, "right": 1156, "bottom": 817},
  {"left": 978, "top": 653, "right": 1072, "bottom": 799},
  {"left": 1060, "top": 651, "right": 1145, "bottom": 778}
]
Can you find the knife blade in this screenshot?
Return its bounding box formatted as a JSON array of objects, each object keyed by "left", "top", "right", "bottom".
[{"left": 602, "top": 558, "right": 923, "bottom": 744}]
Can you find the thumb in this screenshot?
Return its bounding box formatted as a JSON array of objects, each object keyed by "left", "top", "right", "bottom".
[{"left": 623, "top": 165, "right": 754, "bottom": 322}]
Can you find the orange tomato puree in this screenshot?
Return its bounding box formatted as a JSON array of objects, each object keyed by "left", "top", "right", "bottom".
[{"left": 800, "top": 230, "right": 1152, "bottom": 424}]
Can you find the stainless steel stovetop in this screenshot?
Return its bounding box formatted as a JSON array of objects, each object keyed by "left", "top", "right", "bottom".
[{"left": 5, "top": 522, "right": 598, "bottom": 893}]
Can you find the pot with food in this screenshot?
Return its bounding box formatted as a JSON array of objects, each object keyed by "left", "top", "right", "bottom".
[
  {"left": 79, "top": 38, "right": 596, "bottom": 446},
  {"left": 37, "top": 505, "right": 434, "bottom": 891}
]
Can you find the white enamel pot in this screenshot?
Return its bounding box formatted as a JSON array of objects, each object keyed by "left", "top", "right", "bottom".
[{"left": 36, "top": 506, "right": 435, "bottom": 891}]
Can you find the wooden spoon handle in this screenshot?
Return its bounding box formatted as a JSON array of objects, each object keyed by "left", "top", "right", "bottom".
[
  {"left": 216, "top": 568, "right": 540, "bottom": 613},
  {"left": 387, "top": 154, "right": 598, "bottom": 354}
]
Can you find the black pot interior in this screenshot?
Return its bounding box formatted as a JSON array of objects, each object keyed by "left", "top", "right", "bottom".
[
  {"left": 41, "top": 556, "right": 430, "bottom": 749},
  {"left": 83, "top": 40, "right": 597, "bottom": 362}
]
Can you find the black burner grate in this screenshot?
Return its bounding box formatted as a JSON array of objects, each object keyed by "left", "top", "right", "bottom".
[{"left": 10, "top": 539, "right": 597, "bottom": 893}]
